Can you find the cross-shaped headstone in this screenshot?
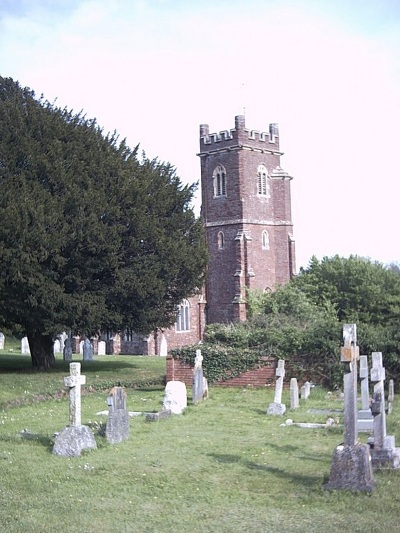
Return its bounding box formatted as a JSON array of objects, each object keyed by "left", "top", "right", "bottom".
[
  {"left": 64, "top": 363, "right": 86, "bottom": 427},
  {"left": 274, "top": 359, "right": 285, "bottom": 404},
  {"left": 340, "top": 324, "right": 359, "bottom": 446}
]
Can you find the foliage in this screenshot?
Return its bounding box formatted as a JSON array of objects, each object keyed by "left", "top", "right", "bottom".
[{"left": 0, "top": 77, "right": 207, "bottom": 369}]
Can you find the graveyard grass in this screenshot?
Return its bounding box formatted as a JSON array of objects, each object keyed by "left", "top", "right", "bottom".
[{"left": 1, "top": 352, "right": 400, "bottom": 532}]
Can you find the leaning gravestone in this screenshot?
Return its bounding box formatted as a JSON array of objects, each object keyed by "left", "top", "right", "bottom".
[
  {"left": 267, "top": 359, "right": 286, "bottom": 415},
  {"left": 82, "top": 339, "right": 94, "bottom": 361},
  {"left": 53, "top": 363, "right": 96, "bottom": 457},
  {"left": 21, "top": 336, "right": 30, "bottom": 355},
  {"left": 324, "top": 324, "right": 375, "bottom": 492},
  {"left": 162, "top": 381, "right": 187, "bottom": 414},
  {"left": 105, "top": 387, "right": 130, "bottom": 444},
  {"left": 0, "top": 332, "right": 4, "bottom": 350},
  {"left": 192, "top": 349, "right": 204, "bottom": 404}
]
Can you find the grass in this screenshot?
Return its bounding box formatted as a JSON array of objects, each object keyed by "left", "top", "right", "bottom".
[{"left": 1, "top": 349, "right": 400, "bottom": 532}]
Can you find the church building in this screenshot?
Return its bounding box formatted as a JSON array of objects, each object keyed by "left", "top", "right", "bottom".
[{"left": 93, "top": 115, "right": 295, "bottom": 356}]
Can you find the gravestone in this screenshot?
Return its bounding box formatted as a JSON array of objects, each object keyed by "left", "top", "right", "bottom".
[
  {"left": 162, "top": 381, "right": 187, "bottom": 414},
  {"left": 192, "top": 349, "right": 204, "bottom": 404},
  {"left": 369, "top": 352, "right": 400, "bottom": 469},
  {"left": 300, "top": 384, "right": 307, "bottom": 400},
  {"left": 267, "top": 359, "right": 286, "bottom": 415},
  {"left": 357, "top": 355, "right": 373, "bottom": 432},
  {"left": 290, "top": 378, "right": 299, "bottom": 410},
  {"left": 324, "top": 324, "right": 375, "bottom": 492},
  {"left": 82, "top": 339, "right": 94, "bottom": 361},
  {"left": 53, "top": 339, "right": 61, "bottom": 354},
  {"left": 0, "top": 332, "right": 4, "bottom": 350},
  {"left": 53, "top": 363, "right": 96, "bottom": 457},
  {"left": 303, "top": 381, "right": 311, "bottom": 399},
  {"left": 63, "top": 337, "right": 73, "bottom": 361},
  {"left": 105, "top": 387, "right": 130, "bottom": 444},
  {"left": 388, "top": 379, "right": 394, "bottom": 415},
  {"left": 21, "top": 336, "right": 30, "bottom": 355},
  {"left": 98, "top": 340, "right": 106, "bottom": 356}
]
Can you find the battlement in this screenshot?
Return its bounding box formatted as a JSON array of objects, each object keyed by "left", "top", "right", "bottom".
[{"left": 199, "top": 115, "right": 280, "bottom": 151}]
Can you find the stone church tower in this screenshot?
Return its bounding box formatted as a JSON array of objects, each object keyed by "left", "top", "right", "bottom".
[{"left": 199, "top": 115, "right": 296, "bottom": 324}]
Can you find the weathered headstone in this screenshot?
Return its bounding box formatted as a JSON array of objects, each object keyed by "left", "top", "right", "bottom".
[
  {"left": 388, "top": 379, "right": 394, "bottom": 415},
  {"left": 0, "top": 332, "right": 4, "bottom": 350},
  {"left": 357, "top": 355, "right": 373, "bottom": 432},
  {"left": 369, "top": 352, "right": 400, "bottom": 469},
  {"left": 192, "top": 349, "right": 204, "bottom": 404},
  {"left": 324, "top": 324, "right": 375, "bottom": 492},
  {"left": 162, "top": 381, "right": 187, "bottom": 414},
  {"left": 300, "top": 384, "right": 307, "bottom": 400},
  {"left": 304, "top": 381, "right": 311, "bottom": 399},
  {"left": 290, "top": 378, "right": 299, "bottom": 410},
  {"left": 82, "top": 338, "right": 94, "bottom": 361},
  {"left": 63, "top": 337, "right": 73, "bottom": 361},
  {"left": 53, "top": 363, "right": 96, "bottom": 457},
  {"left": 267, "top": 359, "right": 286, "bottom": 415},
  {"left": 21, "top": 336, "right": 30, "bottom": 355},
  {"left": 53, "top": 339, "right": 61, "bottom": 354},
  {"left": 98, "top": 340, "right": 106, "bottom": 356},
  {"left": 105, "top": 387, "right": 130, "bottom": 444}
]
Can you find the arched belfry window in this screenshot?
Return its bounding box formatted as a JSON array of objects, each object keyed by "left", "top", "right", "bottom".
[
  {"left": 217, "top": 231, "right": 225, "bottom": 250},
  {"left": 213, "top": 164, "right": 227, "bottom": 197},
  {"left": 257, "top": 164, "right": 269, "bottom": 197},
  {"left": 262, "top": 230, "right": 270, "bottom": 250},
  {"left": 176, "top": 299, "right": 190, "bottom": 332}
]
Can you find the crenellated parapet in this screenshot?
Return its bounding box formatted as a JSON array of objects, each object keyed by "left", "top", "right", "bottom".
[{"left": 199, "top": 115, "right": 282, "bottom": 155}]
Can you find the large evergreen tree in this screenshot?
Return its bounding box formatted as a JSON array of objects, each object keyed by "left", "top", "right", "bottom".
[{"left": 0, "top": 77, "right": 207, "bottom": 369}]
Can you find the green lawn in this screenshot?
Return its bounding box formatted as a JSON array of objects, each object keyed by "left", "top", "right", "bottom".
[{"left": 1, "top": 351, "right": 400, "bottom": 532}]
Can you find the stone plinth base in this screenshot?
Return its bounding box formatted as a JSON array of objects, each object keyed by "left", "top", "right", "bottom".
[
  {"left": 53, "top": 425, "right": 97, "bottom": 457},
  {"left": 370, "top": 447, "right": 400, "bottom": 469},
  {"left": 324, "top": 443, "right": 375, "bottom": 492},
  {"left": 267, "top": 402, "right": 286, "bottom": 416}
]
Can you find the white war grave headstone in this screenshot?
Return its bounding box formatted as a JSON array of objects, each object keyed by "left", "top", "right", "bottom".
[
  {"left": 162, "top": 381, "right": 187, "bottom": 414},
  {"left": 267, "top": 359, "right": 286, "bottom": 415},
  {"left": 192, "top": 349, "right": 204, "bottom": 404},
  {"left": 53, "top": 362, "right": 96, "bottom": 457},
  {"left": 0, "top": 332, "right": 5, "bottom": 350},
  {"left": 357, "top": 355, "right": 373, "bottom": 432},
  {"left": 369, "top": 352, "right": 400, "bottom": 469},
  {"left": 98, "top": 340, "right": 106, "bottom": 356},
  {"left": 21, "top": 336, "right": 30, "bottom": 355},
  {"left": 324, "top": 324, "right": 375, "bottom": 492}
]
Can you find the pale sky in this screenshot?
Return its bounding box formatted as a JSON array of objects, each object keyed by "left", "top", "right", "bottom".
[{"left": 1, "top": 0, "right": 399, "bottom": 269}]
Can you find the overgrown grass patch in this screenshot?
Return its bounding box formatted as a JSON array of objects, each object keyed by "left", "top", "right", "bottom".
[{"left": 1, "top": 357, "right": 400, "bottom": 532}]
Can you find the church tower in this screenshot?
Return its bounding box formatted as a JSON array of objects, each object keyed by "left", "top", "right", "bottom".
[{"left": 199, "top": 115, "right": 296, "bottom": 324}]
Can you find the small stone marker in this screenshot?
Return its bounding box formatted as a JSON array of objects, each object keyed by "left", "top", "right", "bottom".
[
  {"left": 369, "top": 352, "right": 400, "bottom": 469},
  {"left": 21, "top": 336, "right": 30, "bottom": 354},
  {"left": 300, "top": 385, "right": 307, "bottom": 400},
  {"left": 98, "top": 340, "right": 106, "bottom": 356},
  {"left": 162, "top": 381, "right": 187, "bottom": 414},
  {"left": 53, "top": 363, "right": 96, "bottom": 457},
  {"left": 388, "top": 379, "right": 394, "bottom": 415},
  {"left": 82, "top": 338, "right": 94, "bottom": 361},
  {"left": 192, "top": 349, "right": 204, "bottom": 404},
  {"left": 290, "top": 378, "right": 299, "bottom": 410},
  {"left": 0, "top": 332, "right": 5, "bottom": 350},
  {"left": 105, "top": 386, "right": 130, "bottom": 444},
  {"left": 324, "top": 324, "right": 375, "bottom": 492},
  {"left": 357, "top": 355, "right": 373, "bottom": 432},
  {"left": 267, "top": 359, "right": 286, "bottom": 415},
  {"left": 63, "top": 337, "right": 73, "bottom": 361}
]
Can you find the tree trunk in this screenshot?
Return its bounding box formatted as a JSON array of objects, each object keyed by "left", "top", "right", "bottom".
[{"left": 27, "top": 332, "right": 56, "bottom": 370}]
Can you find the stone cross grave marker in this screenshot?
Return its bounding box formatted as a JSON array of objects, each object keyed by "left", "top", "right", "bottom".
[
  {"left": 357, "top": 355, "right": 373, "bottom": 432},
  {"left": 105, "top": 386, "right": 130, "bottom": 444},
  {"left": 290, "top": 378, "right": 299, "bottom": 410},
  {"left": 192, "top": 349, "right": 204, "bottom": 404},
  {"left": 267, "top": 359, "right": 286, "bottom": 415},
  {"left": 53, "top": 362, "right": 96, "bottom": 457},
  {"left": 369, "top": 352, "right": 400, "bottom": 468},
  {"left": 0, "top": 332, "right": 4, "bottom": 350},
  {"left": 324, "top": 324, "right": 375, "bottom": 492}
]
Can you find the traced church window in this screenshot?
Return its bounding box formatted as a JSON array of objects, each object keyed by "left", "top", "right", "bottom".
[
  {"left": 213, "top": 164, "right": 227, "bottom": 197},
  {"left": 217, "top": 231, "right": 225, "bottom": 250},
  {"left": 257, "top": 164, "right": 269, "bottom": 196},
  {"left": 176, "top": 299, "right": 190, "bottom": 331}
]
